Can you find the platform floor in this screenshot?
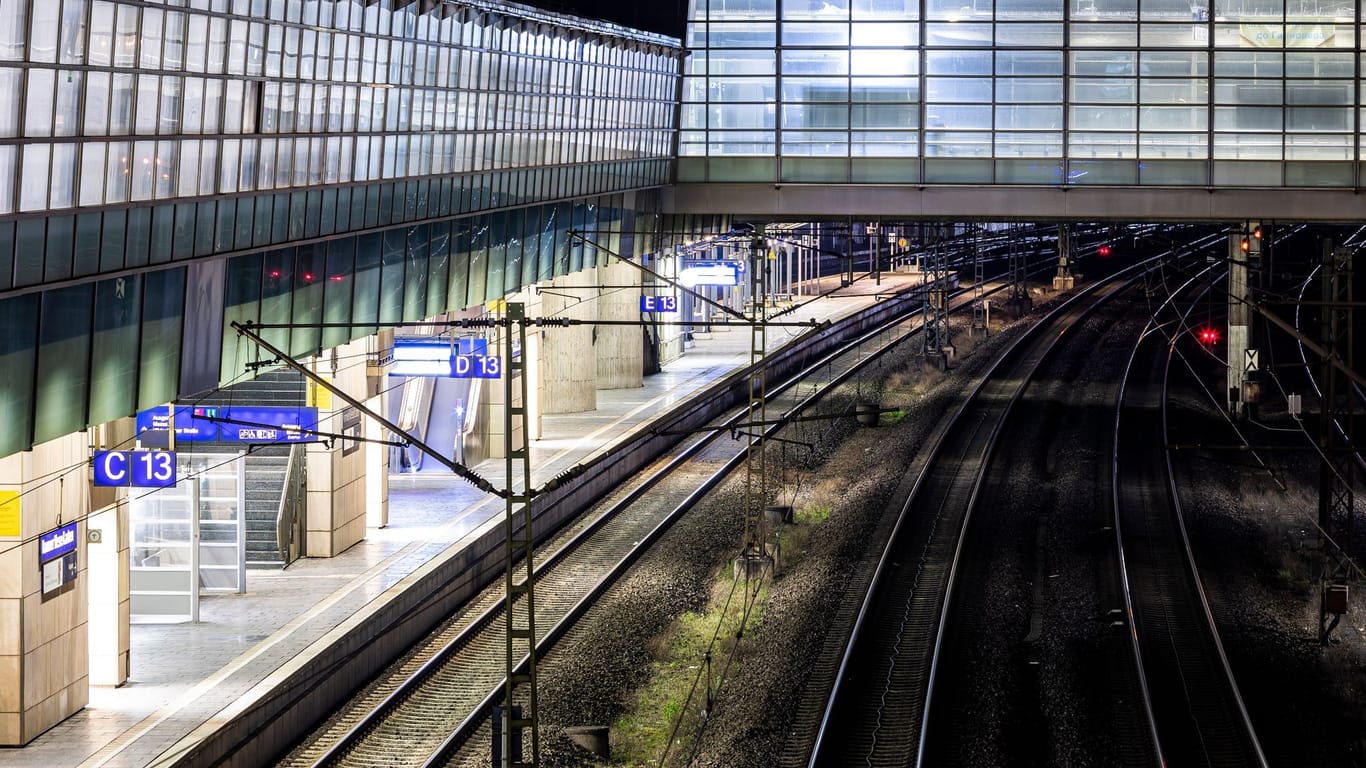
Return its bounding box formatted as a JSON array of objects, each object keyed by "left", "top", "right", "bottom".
[{"left": 0, "top": 275, "right": 923, "bottom": 768}]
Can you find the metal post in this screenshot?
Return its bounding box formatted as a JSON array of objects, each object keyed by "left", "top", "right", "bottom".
[
  {"left": 971, "top": 225, "right": 987, "bottom": 337},
  {"left": 190, "top": 467, "right": 200, "bottom": 623},
  {"left": 1227, "top": 228, "right": 1251, "bottom": 417},
  {"left": 741, "top": 231, "right": 771, "bottom": 574},
  {"left": 922, "top": 229, "right": 951, "bottom": 365},
  {"left": 1318, "top": 242, "right": 1355, "bottom": 646},
  {"left": 1053, "top": 223, "right": 1074, "bottom": 290},
  {"left": 502, "top": 302, "right": 539, "bottom": 766}
]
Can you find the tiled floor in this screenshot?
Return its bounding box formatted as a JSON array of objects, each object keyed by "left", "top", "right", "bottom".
[{"left": 0, "top": 276, "right": 915, "bottom": 768}]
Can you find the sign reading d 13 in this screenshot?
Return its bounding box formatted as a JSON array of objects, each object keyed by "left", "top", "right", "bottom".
[
  {"left": 93, "top": 450, "right": 177, "bottom": 488},
  {"left": 452, "top": 354, "right": 502, "bottom": 379}
]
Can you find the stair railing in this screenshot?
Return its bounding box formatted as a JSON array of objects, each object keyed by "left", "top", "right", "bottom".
[{"left": 275, "top": 443, "right": 308, "bottom": 567}]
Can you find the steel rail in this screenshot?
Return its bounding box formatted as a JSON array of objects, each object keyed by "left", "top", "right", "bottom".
[
  {"left": 805, "top": 255, "right": 1155, "bottom": 767},
  {"left": 291, "top": 271, "right": 985, "bottom": 768},
  {"left": 1113, "top": 267, "right": 1268, "bottom": 767}
]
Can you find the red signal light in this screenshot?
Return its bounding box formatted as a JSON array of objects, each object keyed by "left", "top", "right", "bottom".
[
  {"left": 1098, "top": 244, "right": 1112, "bottom": 257},
  {"left": 1198, "top": 327, "right": 1220, "bottom": 346}
]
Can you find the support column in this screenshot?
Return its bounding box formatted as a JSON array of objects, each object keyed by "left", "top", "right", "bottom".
[
  {"left": 0, "top": 433, "right": 91, "bottom": 745},
  {"left": 540, "top": 271, "right": 597, "bottom": 414},
  {"left": 305, "top": 340, "right": 378, "bottom": 557},
  {"left": 87, "top": 418, "right": 133, "bottom": 688},
  {"left": 594, "top": 260, "right": 643, "bottom": 391}
]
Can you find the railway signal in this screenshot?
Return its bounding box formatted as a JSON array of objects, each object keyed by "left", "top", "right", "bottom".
[
  {"left": 1097, "top": 244, "right": 1111, "bottom": 257},
  {"left": 1198, "top": 326, "right": 1220, "bottom": 346}
]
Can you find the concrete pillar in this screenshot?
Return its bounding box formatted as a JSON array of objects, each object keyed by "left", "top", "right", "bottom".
[
  {"left": 83, "top": 418, "right": 133, "bottom": 688},
  {"left": 594, "top": 260, "right": 643, "bottom": 391},
  {"left": 85, "top": 502, "right": 128, "bottom": 687},
  {"left": 0, "top": 433, "right": 92, "bottom": 745},
  {"left": 364, "top": 394, "right": 389, "bottom": 530},
  {"left": 305, "top": 340, "right": 378, "bottom": 557},
  {"left": 540, "top": 271, "right": 597, "bottom": 414}
]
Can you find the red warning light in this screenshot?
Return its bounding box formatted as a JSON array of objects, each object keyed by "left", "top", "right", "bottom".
[
  {"left": 1198, "top": 327, "right": 1220, "bottom": 346},
  {"left": 1098, "top": 244, "right": 1112, "bottom": 257}
]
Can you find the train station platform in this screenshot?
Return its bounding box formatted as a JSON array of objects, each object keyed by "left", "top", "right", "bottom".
[{"left": 0, "top": 273, "right": 927, "bottom": 768}]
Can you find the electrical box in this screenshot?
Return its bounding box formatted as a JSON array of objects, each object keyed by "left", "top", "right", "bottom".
[{"left": 1326, "top": 583, "right": 1349, "bottom": 615}]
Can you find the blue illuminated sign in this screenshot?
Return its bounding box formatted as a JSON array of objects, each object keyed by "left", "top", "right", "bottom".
[
  {"left": 136, "top": 407, "right": 319, "bottom": 443},
  {"left": 39, "top": 523, "right": 78, "bottom": 564},
  {"left": 454, "top": 355, "right": 502, "bottom": 379},
  {"left": 94, "top": 450, "right": 177, "bottom": 488},
  {"left": 392, "top": 338, "right": 499, "bottom": 377},
  {"left": 679, "top": 261, "right": 742, "bottom": 287},
  {"left": 640, "top": 295, "right": 678, "bottom": 313}
]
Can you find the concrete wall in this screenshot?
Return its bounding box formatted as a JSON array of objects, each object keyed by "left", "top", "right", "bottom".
[{"left": 0, "top": 433, "right": 91, "bottom": 745}]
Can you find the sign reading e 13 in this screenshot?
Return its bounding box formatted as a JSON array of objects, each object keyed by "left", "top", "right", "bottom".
[
  {"left": 640, "top": 295, "right": 678, "bottom": 313},
  {"left": 93, "top": 450, "right": 177, "bottom": 488}
]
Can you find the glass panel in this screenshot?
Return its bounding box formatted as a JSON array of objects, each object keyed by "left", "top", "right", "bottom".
[
  {"left": 351, "top": 233, "right": 381, "bottom": 336},
  {"left": 25, "top": 68, "right": 55, "bottom": 136},
  {"left": 0, "top": 294, "right": 39, "bottom": 455},
  {"left": 137, "top": 269, "right": 184, "bottom": 409},
  {"left": 291, "top": 244, "right": 323, "bottom": 357},
  {"left": 220, "top": 254, "right": 260, "bottom": 384},
  {"left": 0, "top": 0, "right": 26, "bottom": 61},
  {"left": 322, "top": 237, "right": 354, "bottom": 350},
  {"left": 89, "top": 274, "right": 141, "bottom": 425},
  {"left": 34, "top": 284, "right": 93, "bottom": 444},
  {"left": 404, "top": 224, "right": 429, "bottom": 322},
  {"left": 45, "top": 215, "right": 74, "bottom": 282},
  {"left": 449, "top": 221, "right": 470, "bottom": 311},
  {"left": 379, "top": 228, "right": 405, "bottom": 324}
]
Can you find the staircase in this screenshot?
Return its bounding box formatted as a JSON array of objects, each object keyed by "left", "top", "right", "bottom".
[
  {"left": 243, "top": 446, "right": 291, "bottom": 568},
  {"left": 197, "top": 370, "right": 307, "bottom": 569}
]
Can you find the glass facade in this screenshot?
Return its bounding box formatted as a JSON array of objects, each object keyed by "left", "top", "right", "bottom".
[
  {"left": 681, "top": 0, "right": 1361, "bottom": 185},
  {"left": 0, "top": 0, "right": 685, "bottom": 458}
]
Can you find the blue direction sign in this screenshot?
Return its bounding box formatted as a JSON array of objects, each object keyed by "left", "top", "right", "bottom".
[
  {"left": 93, "top": 450, "right": 177, "bottom": 488},
  {"left": 136, "top": 406, "right": 318, "bottom": 443}
]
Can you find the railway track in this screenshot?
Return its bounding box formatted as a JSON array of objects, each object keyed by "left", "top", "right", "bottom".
[
  {"left": 807, "top": 259, "right": 1157, "bottom": 767},
  {"left": 913, "top": 233, "right": 1229, "bottom": 766},
  {"left": 1113, "top": 266, "right": 1267, "bottom": 767},
  {"left": 278, "top": 275, "right": 991, "bottom": 768}
]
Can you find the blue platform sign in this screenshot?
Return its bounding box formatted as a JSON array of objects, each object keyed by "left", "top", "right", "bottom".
[
  {"left": 136, "top": 406, "right": 318, "bottom": 443},
  {"left": 453, "top": 355, "right": 502, "bottom": 379},
  {"left": 640, "top": 295, "right": 678, "bottom": 313},
  {"left": 39, "top": 522, "right": 78, "bottom": 563},
  {"left": 94, "top": 450, "right": 177, "bottom": 488}
]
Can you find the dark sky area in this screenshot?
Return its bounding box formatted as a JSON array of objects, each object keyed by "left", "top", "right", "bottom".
[{"left": 528, "top": 0, "right": 689, "bottom": 38}]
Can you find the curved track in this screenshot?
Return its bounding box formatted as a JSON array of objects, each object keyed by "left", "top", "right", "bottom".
[
  {"left": 808, "top": 260, "right": 1154, "bottom": 768},
  {"left": 280, "top": 276, "right": 989, "bottom": 768},
  {"left": 1112, "top": 268, "right": 1267, "bottom": 767}
]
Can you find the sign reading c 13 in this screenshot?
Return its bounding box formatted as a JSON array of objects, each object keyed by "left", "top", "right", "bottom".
[{"left": 93, "top": 450, "right": 177, "bottom": 488}]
